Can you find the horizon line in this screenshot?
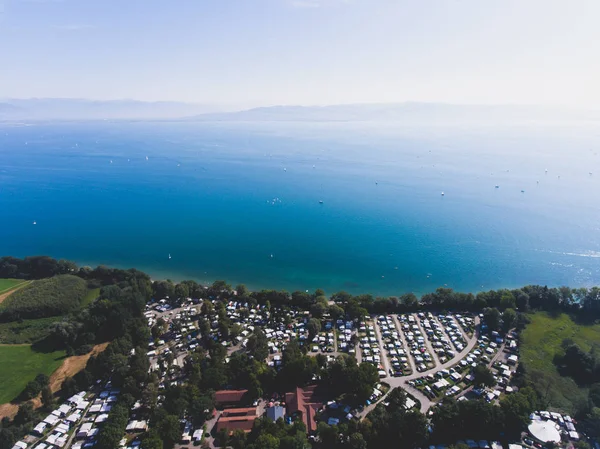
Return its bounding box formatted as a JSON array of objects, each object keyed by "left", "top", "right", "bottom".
[{"left": 2, "top": 98, "right": 596, "bottom": 112}]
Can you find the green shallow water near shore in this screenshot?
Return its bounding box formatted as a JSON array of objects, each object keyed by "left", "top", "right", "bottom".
[{"left": 1, "top": 121, "right": 599, "bottom": 296}]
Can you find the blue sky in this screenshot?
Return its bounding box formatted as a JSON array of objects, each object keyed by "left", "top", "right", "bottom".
[{"left": 0, "top": 0, "right": 598, "bottom": 108}]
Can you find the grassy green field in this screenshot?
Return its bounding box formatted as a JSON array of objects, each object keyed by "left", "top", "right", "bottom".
[
  {"left": 0, "top": 279, "right": 28, "bottom": 295},
  {"left": 521, "top": 312, "right": 600, "bottom": 413},
  {"left": 81, "top": 288, "right": 100, "bottom": 307},
  {"left": 0, "top": 345, "right": 65, "bottom": 404}
]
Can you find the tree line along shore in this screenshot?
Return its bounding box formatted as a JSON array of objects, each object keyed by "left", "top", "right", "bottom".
[{"left": 0, "top": 255, "right": 599, "bottom": 449}]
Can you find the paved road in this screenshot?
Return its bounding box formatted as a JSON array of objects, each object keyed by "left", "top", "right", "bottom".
[
  {"left": 359, "top": 316, "right": 481, "bottom": 417},
  {"left": 416, "top": 315, "right": 440, "bottom": 368},
  {"left": 433, "top": 315, "right": 466, "bottom": 359},
  {"left": 372, "top": 319, "right": 391, "bottom": 378},
  {"left": 392, "top": 315, "right": 417, "bottom": 375},
  {"left": 456, "top": 335, "right": 509, "bottom": 401},
  {"left": 489, "top": 340, "right": 507, "bottom": 367},
  {"left": 454, "top": 316, "right": 475, "bottom": 342}
]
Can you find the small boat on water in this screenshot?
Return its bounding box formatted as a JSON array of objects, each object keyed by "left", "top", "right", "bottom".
[
  {"left": 319, "top": 200, "right": 323, "bottom": 204},
  {"left": 146, "top": 156, "right": 149, "bottom": 161},
  {"left": 33, "top": 221, "right": 37, "bottom": 225},
  {"left": 521, "top": 190, "right": 525, "bottom": 193},
  {"left": 495, "top": 185, "right": 499, "bottom": 188},
  {"left": 168, "top": 254, "right": 171, "bottom": 259},
  {"left": 441, "top": 191, "right": 445, "bottom": 196}
]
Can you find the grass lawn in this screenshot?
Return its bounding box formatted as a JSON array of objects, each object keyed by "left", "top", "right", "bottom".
[
  {"left": 520, "top": 312, "right": 600, "bottom": 413},
  {"left": 0, "top": 345, "right": 65, "bottom": 404},
  {"left": 0, "top": 279, "right": 28, "bottom": 295},
  {"left": 81, "top": 288, "right": 100, "bottom": 307}
]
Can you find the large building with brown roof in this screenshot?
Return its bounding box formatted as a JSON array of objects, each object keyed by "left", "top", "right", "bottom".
[
  {"left": 214, "top": 389, "right": 248, "bottom": 408},
  {"left": 215, "top": 407, "right": 257, "bottom": 435},
  {"left": 285, "top": 385, "right": 323, "bottom": 434}
]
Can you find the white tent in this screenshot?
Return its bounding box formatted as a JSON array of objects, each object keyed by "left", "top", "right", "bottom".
[{"left": 528, "top": 420, "right": 561, "bottom": 443}]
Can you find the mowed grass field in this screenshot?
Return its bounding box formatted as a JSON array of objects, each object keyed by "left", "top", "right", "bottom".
[
  {"left": 0, "top": 345, "right": 65, "bottom": 404},
  {"left": 0, "top": 279, "right": 28, "bottom": 295},
  {"left": 521, "top": 312, "right": 600, "bottom": 413},
  {"left": 81, "top": 288, "right": 100, "bottom": 307}
]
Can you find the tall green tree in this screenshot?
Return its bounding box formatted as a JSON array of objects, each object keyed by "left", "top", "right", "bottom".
[{"left": 473, "top": 364, "right": 496, "bottom": 388}]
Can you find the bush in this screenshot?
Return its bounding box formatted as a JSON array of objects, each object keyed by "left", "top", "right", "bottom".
[
  {"left": 75, "top": 344, "right": 94, "bottom": 356},
  {"left": 21, "top": 381, "right": 42, "bottom": 400}
]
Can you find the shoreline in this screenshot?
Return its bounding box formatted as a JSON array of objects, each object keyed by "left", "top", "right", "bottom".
[{"left": 66, "top": 257, "right": 561, "bottom": 298}]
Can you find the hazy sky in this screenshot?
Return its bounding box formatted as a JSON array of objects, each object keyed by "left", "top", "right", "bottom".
[{"left": 0, "top": 0, "right": 598, "bottom": 108}]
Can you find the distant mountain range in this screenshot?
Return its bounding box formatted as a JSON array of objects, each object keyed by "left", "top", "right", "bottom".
[
  {"left": 0, "top": 98, "right": 224, "bottom": 120},
  {"left": 188, "top": 103, "right": 600, "bottom": 124},
  {"left": 1, "top": 99, "right": 598, "bottom": 124}
]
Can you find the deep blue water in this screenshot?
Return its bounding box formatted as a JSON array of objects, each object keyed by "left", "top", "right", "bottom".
[{"left": 1, "top": 120, "right": 599, "bottom": 296}]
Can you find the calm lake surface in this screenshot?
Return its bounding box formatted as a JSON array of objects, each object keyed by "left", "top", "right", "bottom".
[{"left": 1, "top": 120, "right": 599, "bottom": 296}]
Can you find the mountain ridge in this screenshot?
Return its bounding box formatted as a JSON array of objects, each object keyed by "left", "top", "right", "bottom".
[
  {"left": 0, "top": 98, "right": 225, "bottom": 120},
  {"left": 186, "top": 102, "right": 600, "bottom": 124},
  {"left": 1, "top": 99, "right": 598, "bottom": 123}
]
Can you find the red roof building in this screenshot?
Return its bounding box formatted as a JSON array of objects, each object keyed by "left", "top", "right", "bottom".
[
  {"left": 215, "top": 407, "right": 257, "bottom": 435},
  {"left": 285, "top": 385, "right": 323, "bottom": 434},
  {"left": 214, "top": 389, "right": 248, "bottom": 408}
]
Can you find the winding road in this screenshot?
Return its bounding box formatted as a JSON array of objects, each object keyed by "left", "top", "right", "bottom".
[{"left": 359, "top": 316, "right": 481, "bottom": 417}]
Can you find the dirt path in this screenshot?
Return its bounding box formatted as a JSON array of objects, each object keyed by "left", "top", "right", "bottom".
[
  {"left": 0, "top": 281, "right": 32, "bottom": 304},
  {"left": 0, "top": 403, "right": 19, "bottom": 419},
  {"left": 0, "top": 342, "right": 109, "bottom": 420},
  {"left": 48, "top": 342, "right": 109, "bottom": 392}
]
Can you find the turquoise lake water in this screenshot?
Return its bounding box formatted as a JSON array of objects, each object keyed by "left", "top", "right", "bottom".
[{"left": 1, "top": 120, "right": 599, "bottom": 296}]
